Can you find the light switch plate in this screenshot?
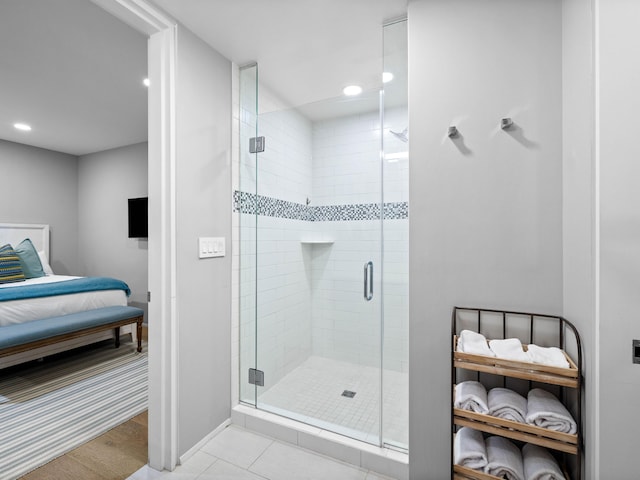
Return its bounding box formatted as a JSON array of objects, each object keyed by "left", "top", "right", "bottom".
[{"left": 199, "top": 237, "right": 225, "bottom": 258}]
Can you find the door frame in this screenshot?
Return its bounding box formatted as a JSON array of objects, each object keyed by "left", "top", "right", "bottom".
[{"left": 91, "top": 0, "right": 178, "bottom": 471}]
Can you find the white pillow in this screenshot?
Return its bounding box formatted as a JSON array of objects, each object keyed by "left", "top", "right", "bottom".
[{"left": 37, "top": 250, "right": 54, "bottom": 275}]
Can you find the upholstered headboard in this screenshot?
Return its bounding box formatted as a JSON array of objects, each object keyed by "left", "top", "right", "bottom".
[{"left": 0, "top": 223, "right": 50, "bottom": 259}]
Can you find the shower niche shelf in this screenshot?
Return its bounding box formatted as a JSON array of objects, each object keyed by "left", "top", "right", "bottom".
[{"left": 300, "top": 240, "right": 334, "bottom": 245}]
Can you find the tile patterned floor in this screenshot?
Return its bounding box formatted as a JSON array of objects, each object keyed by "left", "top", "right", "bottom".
[
  {"left": 127, "top": 425, "right": 396, "bottom": 480},
  {"left": 256, "top": 356, "right": 408, "bottom": 447}
]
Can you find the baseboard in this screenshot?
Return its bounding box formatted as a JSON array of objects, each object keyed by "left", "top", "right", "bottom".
[{"left": 178, "top": 418, "right": 231, "bottom": 465}]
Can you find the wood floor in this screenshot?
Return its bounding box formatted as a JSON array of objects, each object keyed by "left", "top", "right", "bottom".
[
  {"left": 19, "top": 410, "right": 148, "bottom": 480},
  {"left": 20, "top": 327, "right": 150, "bottom": 480}
]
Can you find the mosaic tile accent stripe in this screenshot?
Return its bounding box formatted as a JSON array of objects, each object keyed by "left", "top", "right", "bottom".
[{"left": 233, "top": 190, "right": 408, "bottom": 221}]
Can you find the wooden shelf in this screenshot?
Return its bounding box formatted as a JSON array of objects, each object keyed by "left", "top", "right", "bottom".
[
  {"left": 453, "top": 408, "right": 578, "bottom": 455},
  {"left": 453, "top": 465, "right": 501, "bottom": 480},
  {"left": 454, "top": 463, "right": 569, "bottom": 480},
  {"left": 453, "top": 336, "right": 578, "bottom": 388}
]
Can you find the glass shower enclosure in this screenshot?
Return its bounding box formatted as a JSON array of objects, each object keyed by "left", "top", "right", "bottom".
[{"left": 238, "top": 20, "right": 408, "bottom": 450}]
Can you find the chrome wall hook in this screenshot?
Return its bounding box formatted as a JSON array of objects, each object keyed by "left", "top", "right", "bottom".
[
  {"left": 447, "top": 126, "right": 459, "bottom": 138},
  {"left": 501, "top": 118, "right": 514, "bottom": 130}
]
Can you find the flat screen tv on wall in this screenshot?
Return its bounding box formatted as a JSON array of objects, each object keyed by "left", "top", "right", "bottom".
[{"left": 128, "top": 197, "right": 148, "bottom": 238}]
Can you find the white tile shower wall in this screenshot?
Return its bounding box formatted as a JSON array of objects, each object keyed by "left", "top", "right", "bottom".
[
  {"left": 257, "top": 83, "right": 313, "bottom": 204},
  {"left": 310, "top": 221, "right": 382, "bottom": 368},
  {"left": 239, "top": 213, "right": 257, "bottom": 402},
  {"left": 312, "top": 107, "right": 408, "bottom": 206},
  {"left": 309, "top": 219, "right": 408, "bottom": 372},
  {"left": 312, "top": 111, "right": 380, "bottom": 207},
  {"left": 258, "top": 111, "right": 313, "bottom": 204},
  {"left": 254, "top": 215, "right": 314, "bottom": 390},
  {"left": 310, "top": 107, "right": 409, "bottom": 372},
  {"left": 382, "top": 108, "right": 409, "bottom": 373},
  {"left": 239, "top": 83, "right": 315, "bottom": 394},
  {"left": 382, "top": 107, "right": 410, "bottom": 204}
]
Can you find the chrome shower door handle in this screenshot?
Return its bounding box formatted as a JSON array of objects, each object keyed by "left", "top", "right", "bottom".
[{"left": 363, "top": 261, "right": 373, "bottom": 301}]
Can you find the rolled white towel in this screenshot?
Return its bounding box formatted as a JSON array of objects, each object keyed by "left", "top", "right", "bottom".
[
  {"left": 454, "top": 427, "right": 488, "bottom": 470},
  {"left": 455, "top": 381, "right": 489, "bottom": 414},
  {"left": 485, "top": 436, "right": 524, "bottom": 480},
  {"left": 522, "top": 443, "right": 565, "bottom": 480},
  {"left": 488, "top": 387, "right": 527, "bottom": 424},
  {"left": 458, "top": 330, "right": 495, "bottom": 357},
  {"left": 489, "top": 338, "right": 531, "bottom": 362},
  {"left": 526, "top": 388, "right": 577, "bottom": 434},
  {"left": 526, "top": 344, "right": 570, "bottom": 369}
]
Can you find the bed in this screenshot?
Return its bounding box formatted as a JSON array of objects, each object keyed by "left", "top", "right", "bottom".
[{"left": 0, "top": 223, "right": 136, "bottom": 368}]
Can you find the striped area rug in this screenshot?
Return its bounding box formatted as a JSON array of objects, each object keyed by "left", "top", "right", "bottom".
[{"left": 0, "top": 342, "right": 148, "bottom": 479}]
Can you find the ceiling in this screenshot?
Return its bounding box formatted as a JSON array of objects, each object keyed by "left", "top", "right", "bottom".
[
  {"left": 0, "top": 0, "right": 147, "bottom": 156},
  {"left": 0, "top": 0, "right": 406, "bottom": 156},
  {"left": 154, "top": 0, "right": 408, "bottom": 113}
]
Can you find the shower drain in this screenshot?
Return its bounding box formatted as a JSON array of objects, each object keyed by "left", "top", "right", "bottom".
[{"left": 341, "top": 390, "right": 356, "bottom": 398}]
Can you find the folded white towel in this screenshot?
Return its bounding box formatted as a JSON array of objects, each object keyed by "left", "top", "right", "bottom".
[
  {"left": 526, "top": 344, "right": 570, "bottom": 369},
  {"left": 526, "top": 388, "right": 577, "bottom": 434},
  {"left": 489, "top": 338, "right": 530, "bottom": 362},
  {"left": 458, "top": 330, "right": 495, "bottom": 357},
  {"left": 455, "top": 381, "right": 489, "bottom": 414},
  {"left": 488, "top": 387, "right": 527, "bottom": 424},
  {"left": 522, "top": 443, "right": 565, "bottom": 480},
  {"left": 485, "top": 436, "right": 525, "bottom": 480},
  {"left": 454, "top": 427, "right": 488, "bottom": 470}
]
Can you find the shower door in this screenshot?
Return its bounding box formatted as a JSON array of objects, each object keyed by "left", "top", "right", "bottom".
[
  {"left": 258, "top": 91, "right": 384, "bottom": 445},
  {"left": 239, "top": 64, "right": 384, "bottom": 444},
  {"left": 238, "top": 19, "right": 407, "bottom": 448}
]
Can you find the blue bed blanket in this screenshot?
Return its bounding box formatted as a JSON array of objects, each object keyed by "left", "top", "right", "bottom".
[{"left": 0, "top": 277, "right": 131, "bottom": 302}]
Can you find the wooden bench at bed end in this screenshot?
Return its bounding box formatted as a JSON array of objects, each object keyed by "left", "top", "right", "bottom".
[{"left": 0, "top": 306, "right": 144, "bottom": 358}]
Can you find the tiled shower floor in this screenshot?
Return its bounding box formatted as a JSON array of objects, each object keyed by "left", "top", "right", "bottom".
[{"left": 257, "top": 356, "right": 408, "bottom": 448}]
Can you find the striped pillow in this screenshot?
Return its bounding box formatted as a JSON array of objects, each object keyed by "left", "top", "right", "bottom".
[{"left": 0, "top": 244, "right": 26, "bottom": 284}]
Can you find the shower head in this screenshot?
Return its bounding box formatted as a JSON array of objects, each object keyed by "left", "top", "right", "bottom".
[{"left": 390, "top": 127, "right": 409, "bottom": 143}]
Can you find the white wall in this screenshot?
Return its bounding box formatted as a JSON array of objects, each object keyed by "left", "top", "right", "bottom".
[
  {"left": 174, "top": 26, "right": 232, "bottom": 457},
  {"left": 562, "top": 0, "right": 596, "bottom": 477},
  {"left": 77, "top": 142, "right": 148, "bottom": 320},
  {"left": 0, "top": 139, "right": 149, "bottom": 299},
  {"left": 0, "top": 139, "right": 79, "bottom": 274},
  {"left": 597, "top": 0, "right": 640, "bottom": 475},
  {"left": 408, "top": 1, "right": 563, "bottom": 477}
]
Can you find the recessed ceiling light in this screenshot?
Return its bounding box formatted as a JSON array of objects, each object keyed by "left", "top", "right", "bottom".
[
  {"left": 383, "top": 72, "right": 394, "bottom": 83},
  {"left": 143, "top": 78, "right": 150, "bottom": 87},
  {"left": 343, "top": 85, "right": 363, "bottom": 96},
  {"left": 14, "top": 123, "right": 31, "bottom": 131}
]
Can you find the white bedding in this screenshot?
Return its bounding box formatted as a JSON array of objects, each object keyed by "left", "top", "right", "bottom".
[{"left": 0, "top": 275, "right": 127, "bottom": 327}]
